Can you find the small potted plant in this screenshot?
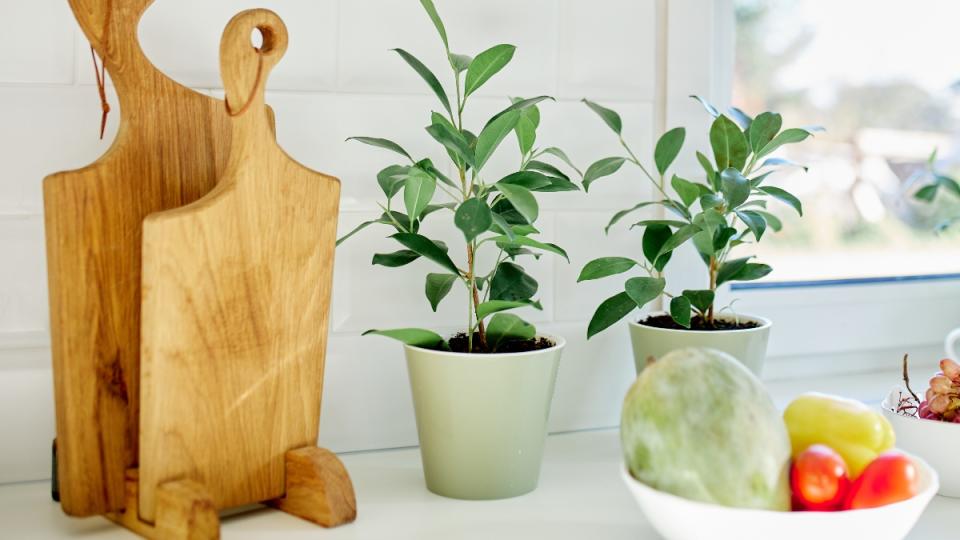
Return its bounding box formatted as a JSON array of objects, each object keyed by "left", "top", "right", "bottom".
[
  {"left": 577, "top": 97, "right": 818, "bottom": 374},
  {"left": 338, "top": 0, "right": 580, "bottom": 500}
]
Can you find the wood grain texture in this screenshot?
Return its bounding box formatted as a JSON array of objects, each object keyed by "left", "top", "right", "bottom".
[
  {"left": 106, "top": 469, "right": 219, "bottom": 540},
  {"left": 45, "top": 0, "right": 233, "bottom": 516},
  {"left": 138, "top": 9, "right": 341, "bottom": 523},
  {"left": 267, "top": 447, "right": 357, "bottom": 527}
]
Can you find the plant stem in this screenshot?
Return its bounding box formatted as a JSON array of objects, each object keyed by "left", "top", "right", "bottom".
[
  {"left": 466, "top": 241, "right": 487, "bottom": 352},
  {"left": 707, "top": 256, "right": 717, "bottom": 325}
]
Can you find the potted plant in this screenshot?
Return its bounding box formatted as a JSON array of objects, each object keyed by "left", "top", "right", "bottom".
[
  {"left": 338, "top": 0, "right": 581, "bottom": 500},
  {"left": 576, "top": 97, "right": 819, "bottom": 374}
]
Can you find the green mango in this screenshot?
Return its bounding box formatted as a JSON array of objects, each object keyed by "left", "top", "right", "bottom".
[{"left": 621, "top": 347, "right": 791, "bottom": 510}]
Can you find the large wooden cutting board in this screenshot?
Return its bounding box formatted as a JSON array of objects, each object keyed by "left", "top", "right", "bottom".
[
  {"left": 44, "top": 0, "right": 234, "bottom": 516},
  {"left": 138, "top": 9, "right": 340, "bottom": 522}
]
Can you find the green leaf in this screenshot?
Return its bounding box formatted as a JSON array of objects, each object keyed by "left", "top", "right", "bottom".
[
  {"left": 681, "top": 289, "right": 714, "bottom": 314},
  {"left": 720, "top": 167, "right": 751, "bottom": 209},
  {"left": 625, "top": 277, "right": 666, "bottom": 308},
  {"left": 757, "top": 128, "right": 813, "bottom": 158},
  {"left": 696, "top": 151, "right": 716, "bottom": 181},
  {"left": 754, "top": 210, "right": 782, "bottom": 232},
  {"left": 488, "top": 95, "right": 552, "bottom": 127},
  {"left": 716, "top": 257, "right": 750, "bottom": 286},
  {"left": 425, "top": 120, "right": 475, "bottom": 168},
  {"left": 404, "top": 167, "right": 436, "bottom": 224},
  {"left": 392, "top": 48, "right": 451, "bottom": 116},
  {"left": 498, "top": 170, "right": 552, "bottom": 191},
  {"left": 736, "top": 210, "right": 767, "bottom": 241},
  {"left": 655, "top": 127, "right": 686, "bottom": 176},
  {"left": 449, "top": 53, "right": 472, "bottom": 73},
  {"left": 578, "top": 257, "right": 638, "bottom": 282},
  {"left": 455, "top": 198, "right": 493, "bottom": 242},
  {"left": 605, "top": 202, "right": 658, "bottom": 233},
  {"left": 691, "top": 230, "right": 715, "bottom": 258},
  {"left": 425, "top": 273, "right": 457, "bottom": 311},
  {"left": 642, "top": 224, "right": 673, "bottom": 271},
  {"left": 729, "top": 262, "right": 772, "bottom": 282},
  {"left": 376, "top": 165, "right": 409, "bottom": 198},
  {"left": 727, "top": 107, "right": 752, "bottom": 129},
  {"left": 495, "top": 183, "right": 538, "bottom": 223},
  {"left": 490, "top": 262, "right": 538, "bottom": 301},
  {"left": 476, "top": 300, "right": 541, "bottom": 321},
  {"left": 419, "top": 0, "right": 449, "bottom": 50},
  {"left": 587, "top": 291, "right": 635, "bottom": 339},
  {"left": 475, "top": 111, "right": 521, "bottom": 170},
  {"left": 713, "top": 226, "right": 738, "bottom": 251},
  {"left": 759, "top": 186, "right": 803, "bottom": 215},
  {"left": 936, "top": 175, "right": 960, "bottom": 197},
  {"left": 690, "top": 95, "right": 720, "bottom": 117},
  {"left": 486, "top": 313, "right": 536, "bottom": 351},
  {"left": 336, "top": 219, "right": 377, "bottom": 246},
  {"left": 525, "top": 160, "right": 568, "bottom": 181},
  {"left": 391, "top": 233, "right": 460, "bottom": 274},
  {"left": 364, "top": 327, "right": 446, "bottom": 348},
  {"left": 761, "top": 157, "right": 808, "bottom": 171},
  {"left": 489, "top": 212, "right": 516, "bottom": 241},
  {"left": 583, "top": 157, "right": 626, "bottom": 191},
  {"left": 516, "top": 114, "right": 537, "bottom": 155},
  {"left": 671, "top": 175, "right": 700, "bottom": 207},
  {"left": 656, "top": 224, "right": 701, "bottom": 259},
  {"left": 347, "top": 136, "right": 412, "bottom": 161},
  {"left": 700, "top": 192, "right": 724, "bottom": 211},
  {"left": 417, "top": 158, "right": 457, "bottom": 188},
  {"left": 540, "top": 147, "right": 583, "bottom": 176},
  {"left": 372, "top": 249, "right": 420, "bottom": 267},
  {"left": 915, "top": 184, "right": 939, "bottom": 202},
  {"left": 492, "top": 235, "right": 568, "bottom": 261},
  {"left": 582, "top": 99, "right": 622, "bottom": 134},
  {"left": 632, "top": 219, "right": 689, "bottom": 229},
  {"left": 747, "top": 112, "right": 782, "bottom": 152},
  {"left": 710, "top": 115, "right": 749, "bottom": 171},
  {"left": 465, "top": 44, "right": 516, "bottom": 97},
  {"left": 670, "top": 296, "right": 692, "bottom": 328},
  {"left": 491, "top": 198, "right": 527, "bottom": 225}
]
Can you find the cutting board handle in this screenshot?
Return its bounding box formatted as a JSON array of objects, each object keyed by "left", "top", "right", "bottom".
[{"left": 220, "top": 9, "right": 288, "bottom": 120}]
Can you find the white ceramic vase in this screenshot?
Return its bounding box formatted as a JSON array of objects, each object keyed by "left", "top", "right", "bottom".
[
  {"left": 403, "top": 337, "right": 564, "bottom": 500},
  {"left": 628, "top": 313, "right": 771, "bottom": 375}
]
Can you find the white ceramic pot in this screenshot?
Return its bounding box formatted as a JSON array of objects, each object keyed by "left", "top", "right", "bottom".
[
  {"left": 404, "top": 336, "right": 564, "bottom": 500},
  {"left": 628, "top": 313, "right": 771, "bottom": 376},
  {"left": 621, "top": 458, "right": 938, "bottom": 540},
  {"left": 882, "top": 388, "right": 960, "bottom": 497}
]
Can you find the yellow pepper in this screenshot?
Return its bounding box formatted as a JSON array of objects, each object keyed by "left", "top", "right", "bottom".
[{"left": 783, "top": 393, "right": 895, "bottom": 478}]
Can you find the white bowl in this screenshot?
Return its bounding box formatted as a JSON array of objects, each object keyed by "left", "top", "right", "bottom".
[
  {"left": 621, "top": 455, "right": 938, "bottom": 540},
  {"left": 882, "top": 388, "right": 960, "bottom": 497}
]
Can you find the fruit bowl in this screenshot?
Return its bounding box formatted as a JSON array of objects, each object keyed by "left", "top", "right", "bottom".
[
  {"left": 621, "top": 455, "right": 938, "bottom": 540},
  {"left": 882, "top": 388, "right": 960, "bottom": 497}
]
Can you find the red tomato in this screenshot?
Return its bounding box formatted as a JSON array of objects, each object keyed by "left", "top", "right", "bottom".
[
  {"left": 791, "top": 445, "right": 851, "bottom": 511},
  {"left": 843, "top": 451, "right": 918, "bottom": 510}
]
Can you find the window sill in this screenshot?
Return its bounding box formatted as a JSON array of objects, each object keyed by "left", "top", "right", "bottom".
[{"left": 2, "top": 370, "right": 956, "bottom": 539}]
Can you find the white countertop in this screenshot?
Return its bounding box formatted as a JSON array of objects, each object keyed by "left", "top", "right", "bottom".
[{"left": 3, "top": 427, "right": 958, "bottom": 540}]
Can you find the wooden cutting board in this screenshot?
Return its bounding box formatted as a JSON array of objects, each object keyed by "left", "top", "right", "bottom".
[
  {"left": 138, "top": 9, "right": 340, "bottom": 522},
  {"left": 44, "top": 0, "right": 234, "bottom": 516}
]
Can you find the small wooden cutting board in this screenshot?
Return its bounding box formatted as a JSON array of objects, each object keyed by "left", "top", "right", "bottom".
[{"left": 138, "top": 9, "right": 340, "bottom": 522}]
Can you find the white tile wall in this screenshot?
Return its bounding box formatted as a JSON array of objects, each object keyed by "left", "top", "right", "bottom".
[{"left": 0, "top": 0, "right": 677, "bottom": 484}]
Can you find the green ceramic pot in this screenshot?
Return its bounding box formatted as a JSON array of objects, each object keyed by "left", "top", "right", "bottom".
[
  {"left": 404, "top": 336, "right": 564, "bottom": 500},
  {"left": 629, "top": 313, "right": 771, "bottom": 376}
]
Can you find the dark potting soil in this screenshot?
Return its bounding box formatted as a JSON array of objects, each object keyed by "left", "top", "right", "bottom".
[
  {"left": 639, "top": 314, "right": 761, "bottom": 331},
  {"left": 445, "top": 332, "right": 555, "bottom": 354}
]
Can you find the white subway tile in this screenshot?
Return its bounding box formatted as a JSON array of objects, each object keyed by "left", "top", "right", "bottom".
[
  {"left": 0, "top": 367, "right": 55, "bottom": 483},
  {"left": 76, "top": 0, "right": 338, "bottom": 91},
  {"left": 338, "top": 0, "right": 558, "bottom": 99},
  {"left": 558, "top": 0, "right": 657, "bottom": 100},
  {"left": 0, "top": 216, "right": 47, "bottom": 333},
  {"left": 0, "top": 86, "right": 118, "bottom": 213},
  {"left": 0, "top": 1, "right": 75, "bottom": 84}
]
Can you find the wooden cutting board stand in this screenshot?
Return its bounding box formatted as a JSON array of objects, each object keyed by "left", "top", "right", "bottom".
[{"left": 44, "top": 2, "right": 354, "bottom": 538}]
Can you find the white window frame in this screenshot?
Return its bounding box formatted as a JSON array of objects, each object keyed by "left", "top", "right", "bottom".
[{"left": 661, "top": 0, "right": 960, "bottom": 378}]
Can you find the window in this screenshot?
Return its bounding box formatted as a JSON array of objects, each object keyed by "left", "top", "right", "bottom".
[{"left": 733, "top": 0, "right": 960, "bottom": 281}]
